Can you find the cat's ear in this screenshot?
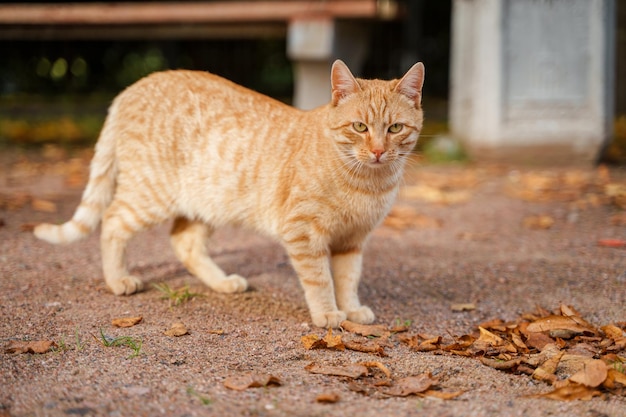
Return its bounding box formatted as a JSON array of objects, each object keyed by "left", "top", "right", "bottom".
[
  {"left": 394, "top": 62, "right": 425, "bottom": 107},
  {"left": 331, "top": 60, "right": 362, "bottom": 106}
]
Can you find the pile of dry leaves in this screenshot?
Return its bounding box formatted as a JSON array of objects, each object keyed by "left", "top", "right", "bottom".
[
  {"left": 506, "top": 167, "right": 625, "bottom": 210},
  {"left": 299, "top": 321, "right": 462, "bottom": 401},
  {"left": 300, "top": 304, "right": 626, "bottom": 401}
]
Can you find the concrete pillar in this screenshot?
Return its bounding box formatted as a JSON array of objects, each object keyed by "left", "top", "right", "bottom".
[
  {"left": 287, "top": 18, "right": 369, "bottom": 110},
  {"left": 449, "top": 0, "right": 615, "bottom": 165}
]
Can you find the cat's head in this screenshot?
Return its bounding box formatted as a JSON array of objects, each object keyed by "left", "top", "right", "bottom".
[{"left": 327, "top": 60, "right": 425, "bottom": 169}]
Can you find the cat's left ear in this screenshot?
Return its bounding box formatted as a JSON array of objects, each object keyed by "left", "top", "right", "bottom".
[
  {"left": 395, "top": 62, "right": 425, "bottom": 108},
  {"left": 331, "top": 60, "right": 362, "bottom": 106}
]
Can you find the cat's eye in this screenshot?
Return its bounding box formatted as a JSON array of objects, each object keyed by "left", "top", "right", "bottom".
[
  {"left": 388, "top": 123, "right": 403, "bottom": 133},
  {"left": 353, "top": 122, "right": 368, "bottom": 133}
]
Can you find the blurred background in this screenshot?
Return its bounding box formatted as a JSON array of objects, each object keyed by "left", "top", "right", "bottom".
[{"left": 0, "top": 0, "right": 623, "bottom": 164}]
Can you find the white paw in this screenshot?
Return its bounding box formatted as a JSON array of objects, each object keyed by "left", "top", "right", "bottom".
[
  {"left": 311, "top": 310, "right": 348, "bottom": 328},
  {"left": 109, "top": 275, "right": 143, "bottom": 295},
  {"left": 346, "top": 306, "right": 375, "bottom": 324},
  {"left": 213, "top": 274, "right": 248, "bottom": 293}
]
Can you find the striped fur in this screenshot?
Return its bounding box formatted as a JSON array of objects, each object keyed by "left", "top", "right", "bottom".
[{"left": 34, "top": 60, "right": 425, "bottom": 328}]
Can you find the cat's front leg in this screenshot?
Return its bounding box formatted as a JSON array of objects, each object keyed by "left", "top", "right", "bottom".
[
  {"left": 331, "top": 249, "right": 375, "bottom": 324},
  {"left": 287, "top": 249, "right": 346, "bottom": 328}
]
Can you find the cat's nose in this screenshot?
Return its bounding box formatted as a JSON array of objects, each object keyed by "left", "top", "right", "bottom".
[{"left": 372, "top": 149, "right": 385, "bottom": 161}]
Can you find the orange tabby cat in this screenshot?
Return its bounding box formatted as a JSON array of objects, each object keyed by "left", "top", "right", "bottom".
[{"left": 34, "top": 60, "right": 425, "bottom": 328}]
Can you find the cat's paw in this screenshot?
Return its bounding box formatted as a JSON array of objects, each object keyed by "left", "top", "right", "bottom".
[
  {"left": 213, "top": 274, "right": 248, "bottom": 293},
  {"left": 109, "top": 275, "right": 144, "bottom": 295},
  {"left": 345, "top": 306, "right": 375, "bottom": 324},
  {"left": 311, "top": 310, "right": 347, "bottom": 328}
]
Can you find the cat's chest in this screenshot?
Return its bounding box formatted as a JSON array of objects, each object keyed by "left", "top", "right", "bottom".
[{"left": 330, "top": 190, "right": 396, "bottom": 231}]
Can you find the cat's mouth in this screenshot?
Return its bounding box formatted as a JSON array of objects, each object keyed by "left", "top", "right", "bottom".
[
  {"left": 366, "top": 159, "right": 389, "bottom": 168},
  {"left": 368, "top": 153, "right": 388, "bottom": 166}
]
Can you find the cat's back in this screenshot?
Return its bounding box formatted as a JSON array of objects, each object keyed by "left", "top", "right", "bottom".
[{"left": 113, "top": 69, "right": 291, "bottom": 117}]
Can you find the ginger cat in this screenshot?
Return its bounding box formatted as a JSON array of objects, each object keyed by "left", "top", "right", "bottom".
[{"left": 34, "top": 60, "right": 425, "bottom": 328}]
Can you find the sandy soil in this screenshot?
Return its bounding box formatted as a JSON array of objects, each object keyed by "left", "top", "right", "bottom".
[{"left": 1, "top": 150, "right": 625, "bottom": 417}]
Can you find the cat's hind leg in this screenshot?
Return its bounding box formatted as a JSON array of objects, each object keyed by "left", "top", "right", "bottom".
[
  {"left": 170, "top": 217, "right": 248, "bottom": 293},
  {"left": 100, "top": 200, "right": 157, "bottom": 295}
]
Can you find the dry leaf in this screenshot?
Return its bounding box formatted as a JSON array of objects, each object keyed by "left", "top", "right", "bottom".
[
  {"left": 344, "top": 339, "right": 387, "bottom": 356},
  {"left": 532, "top": 351, "right": 564, "bottom": 384},
  {"left": 604, "top": 368, "right": 626, "bottom": 389},
  {"left": 507, "top": 170, "right": 605, "bottom": 204},
  {"left": 389, "top": 323, "right": 410, "bottom": 333},
  {"left": 597, "top": 239, "right": 626, "bottom": 248},
  {"left": 558, "top": 354, "right": 596, "bottom": 377},
  {"left": 559, "top": 303, "right": 582, "bottom": 317},
  {"left": 341, "top": 321, "right": 390, "bottom": 338},
  {"left": 451, "top": 303, "right": 476, "bottom": 312},
  {"left": 164, "top": 322, "right": 188, "bottom": 337},
  {"left": 301, "top": 328, "right": 344, "bottom": 351},
  {"left": 20, "top": 223, "right": 37, "bottom": 232},
  {"left": 531, "top": 383, "right": 602, "bottom": 401},
  {"left": 360, "top": 361, "right": 392, "bottom": 379},
  {"left": 112, "top": 316, "right": 143, "bottom": 328},
  {"left": 31, "top": 198, "right": 57, "bottom": 213},
  {"left": 479, "top": 357, "right": 522, "bottom": 370},
  {"left": 384, "top": 205, "right": 442, "bottom": 229},
  {"left": 511, "top": 332, "right": 529, "bottom": 352},
  {"left": 316, "top": 393, "right": 340, "bottom": 403},
  {"left": 523, "top": 215, "right": 555, "bottom": 230},
  {"left": 223, "top": 373, "right": 281, "bottom": 391},
  {"left": 469, "top": 326, "right": 508, "bottom": 354},
  {"left": 423, "top": 390, "right": 465, "bottom": 400},
  {"left": 402, "top": 185, "right": 471, "bottom": 205},
  {"left": 601, "top": 324, "right": 625, "bottom": 341},
  {"left": 526, "top": 315, "right": 596, "bottom": 336},
  {"left": 569, "top": 359, "right": 608, "bottom": 388},
  {"left": 401, "top": 334, "right": 443, "bottom": 352},
  {"left": 305, "top": 362, "right": 368, "bottom": 379},
  {"left": 5, "top": 340, "right": 57, "bottom": 354},
  {"left": 323, "top": 328, "right": 344, "bottom": 350},
  {"left": 524, "top": 343, "right": 562, "bottom": 367},
  {"left": 0, "top": 192, "right": 31, "bottom": 210},
  {"left": 523, "top": 331, "right": 555, "bottom": 351},
  {"left": 605, "top": 183, "right": 626, "bottom": 209},
  {"left": 383, "top": 373, "right": 438, "bottom": 397},
  {"left": 417, "top": 336, "right": 442, "bottom": 352},
  {"left": 301, "top": 334, "right": 325, "bottom": 350}
]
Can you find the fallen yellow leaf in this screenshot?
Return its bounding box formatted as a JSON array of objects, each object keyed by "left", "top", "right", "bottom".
[
  {"left": 315, "top": 393, "right": 340, "bottom": 403},
  {"left": 341, "top": 321, "right": 390, "bottom": 338},
  {"left": 31, "top": 199, "right": 57, "bottom": 213},
  {"left": 164, "top": 322, "right": 188, "bottom": 337},
  {"left": 4, "top": 340, "right": 57, "bottom": 354},
  {"left": 523, "top": 215, "right": 554, "bottom": 230},
  {"left": 569, "top": 359, "right": 608, "bottom": 388},
  {"left": 383, "top": 373, "right": 438, "bottom": 397},
  {"left": 531, "top": 383, "right": 602, "bottom": 401},
  {"left": 223, "top": 373, "right": 281, "bottom": 391},
  {"left": 305, "top": 362, "right": 368, "bottom": 379},
  {"left": 112, "top": 316, "right": 143, "bottom": 328}
]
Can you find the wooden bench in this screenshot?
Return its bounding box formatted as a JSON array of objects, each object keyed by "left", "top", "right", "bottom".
[{"left": 0, "top": 1, "right": 400, "bottom": 108}]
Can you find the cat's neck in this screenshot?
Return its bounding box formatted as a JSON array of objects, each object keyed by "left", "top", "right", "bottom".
[{"left": 333, "top": 156, "right": 405, "bottom": 195}]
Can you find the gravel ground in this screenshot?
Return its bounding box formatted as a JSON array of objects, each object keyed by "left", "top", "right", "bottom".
[{"left": 1, "top": 150, "right": 625, "bottom": 417}]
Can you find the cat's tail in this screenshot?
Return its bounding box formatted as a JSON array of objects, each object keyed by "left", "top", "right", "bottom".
[{"left": 34, "top": 114, "right": 119, "bottom": 244}]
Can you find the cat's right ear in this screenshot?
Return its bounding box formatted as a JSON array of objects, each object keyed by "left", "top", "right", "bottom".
[
  {"left": 395, "top": 62, "right": 425, "bottom": 108},
  {"left": 331, "top": 60, "right": 361, "bottom": 106}
]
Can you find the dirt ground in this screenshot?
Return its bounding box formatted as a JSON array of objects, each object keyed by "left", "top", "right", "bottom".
[{"left": 1, "top": 149, "right": 625, "bottom": 417}]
